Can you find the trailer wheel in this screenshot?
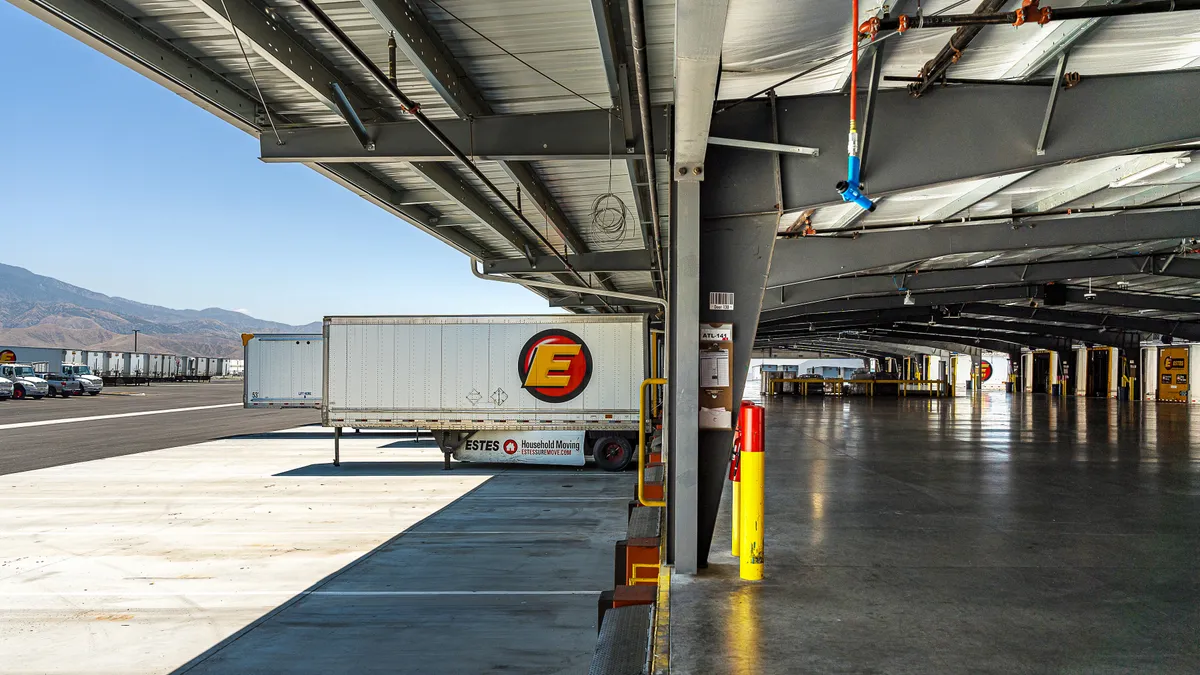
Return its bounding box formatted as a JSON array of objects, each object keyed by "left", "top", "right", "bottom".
[{"left": 593, "top": 436, "right": 634, "bottom": 472}]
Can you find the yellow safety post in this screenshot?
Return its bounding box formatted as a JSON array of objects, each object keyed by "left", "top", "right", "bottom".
[
  {"left": 730, "top": 422, "right": 743, "bottom": 557},
  {"left": 638, "top": 378, "right": 668, "bottom": 507},
  {"left": 732, "top": 480, "right": 741, "bottom": 557},
  {"left": 739, "top": 402, "right": 765, "bottom": 581}
]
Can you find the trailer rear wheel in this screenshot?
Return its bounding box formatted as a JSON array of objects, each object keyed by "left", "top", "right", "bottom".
[{"left": 593, "top": 436, "right": 634, "bottom": 472}]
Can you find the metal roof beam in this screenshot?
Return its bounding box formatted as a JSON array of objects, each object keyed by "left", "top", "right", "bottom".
[
  {"left": 761, "top": 285, "right": 1044, "bottom": 324},
  {"left": 11, "top": 0, "right": 260, "bottom": 132},
  {"left": 960, "top": 303, "right": 1200, "bottom": 340},
  {"left": 767, "top": 208, "right": 1200, "bottom": 288},
  {"left": 673, "top": 0, "right": 730, "bottom": 176},
  {"left": 790, "top": 333, "right": 1004, "bottom": 355},
  {"left": 919, "top": 172, "right": 1032, "bottom": 221},
  {"left": 405, "top": 162, "right": 536, "bottom": 254},
  {"left": 187, "top": 0, "right": 373, "bottom": 116},
  {"left": 857, "top": 325, "right": 1070, "bottom": 351},
  {"left": 786, "top": 328, "right": 1036, "bottom": 353},
  {"left": 759, "top": 307, "right": 938, "bottom": 330},
  {"left": 483, "top": 250, "right": 654, "bottom": 274},
  {"left": 588, "top": 0, "right": 659, "bottom": 272},
  {"left": 932, "top": 316, "right": 1138, "bottom": 349},
  {"left": 359, "top": 0, "right": 595, "bottom": 262},
  {"left": 705, "top": 69, "right": 1200, "bottom": 216},
  {"left": 549, "top": 295, "right": 659, "bottom": 308},
  {"left": 260, "top": 109, "right": 667, "bottom": 163},
  {"left": 1016, "top": 154, "right": 1189, "bottom": 213},
  {"left": 762, "top": 339, "right": 947, "bottom": 359},
  {"left": 1000, "top": 0, "right": 1124, "bottom": 79},
  {"left": 768, "top": 254, "right": 1191, "bottom": 310},
  {"left": 1062, "top": 286, "right": 1200, "bottom": 313}
]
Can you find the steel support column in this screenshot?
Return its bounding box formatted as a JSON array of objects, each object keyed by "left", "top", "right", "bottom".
[
  {"left": 670, "top": 180, "right": 701, "bottom": 573},
  {"left": 686, "top": 94, "right": 780, "bottom": 568}
]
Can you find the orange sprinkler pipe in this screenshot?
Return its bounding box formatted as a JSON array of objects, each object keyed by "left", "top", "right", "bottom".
[
  {"left": 837, "top": 0, "right": 876, "bottom": 212},
  {"left": 850, "top": 0, "right": 859, "bottom": 130}
]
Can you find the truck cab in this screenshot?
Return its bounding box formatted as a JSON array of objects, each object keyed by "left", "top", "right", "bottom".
[
  {"left": 40, "top": 372, "right": 84, "bottom": 398},
  {"left": 60, "top": 364, "right": 103, "bottom": 395},
  {"left": 0, "top": 363, "right": 49, "bottom": 400}
]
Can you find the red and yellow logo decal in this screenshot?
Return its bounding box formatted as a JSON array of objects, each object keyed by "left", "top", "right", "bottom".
[
  {"left": 977, "top": 360, "right": 993, "bottom": 382},
  {"left": 0, "top": 350, "right": 15, "bottom": 363},
  {"left": 518, "top": 329, "right": 592, "bottom": 403}
]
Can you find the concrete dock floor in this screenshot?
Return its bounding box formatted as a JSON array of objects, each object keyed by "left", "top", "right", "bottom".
[
  {"left": 0, "top": 427, "right": 628, "bottom": 674},
  {"left": 672, "top": 394, "right": 1200, "bottom": 674}
]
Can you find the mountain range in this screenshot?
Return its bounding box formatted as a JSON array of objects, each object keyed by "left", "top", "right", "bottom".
[{"left": 0, "top": 263, "right": 319, "bottom": 358}]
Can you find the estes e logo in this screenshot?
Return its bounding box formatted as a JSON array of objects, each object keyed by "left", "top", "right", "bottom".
[{"left": 518, "top": 329, "right": 593, "bottom": 403}]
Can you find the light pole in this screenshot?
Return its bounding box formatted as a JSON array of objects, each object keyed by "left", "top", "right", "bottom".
[{"left": 133, "top": 330, "right": 140, "bottom": 352}]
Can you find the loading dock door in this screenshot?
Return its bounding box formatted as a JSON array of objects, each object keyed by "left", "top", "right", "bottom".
[
  {"left": 1158, "top": 347, "right": 1189, "bottom": 402},
  {"left": 1032, "top": 353, "right": 1051, "bottom": 394},
  {"left": 1086, "top": 348, "right": 1110, "bottom": 398}
]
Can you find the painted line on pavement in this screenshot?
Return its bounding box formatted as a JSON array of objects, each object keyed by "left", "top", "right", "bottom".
[{"left": 0, "top": 403, "right": 242, "bottom": 430}]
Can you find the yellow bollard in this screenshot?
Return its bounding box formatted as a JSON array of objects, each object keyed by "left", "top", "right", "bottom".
[
  {"left": 738, "top": 403, "right": 765, "bottom": 581},
  {"left": 732, "top": 480, "right": 741, "bottom": 557},
  {"left": 739, "top": 449, "right": 764, "bottom": 580}
]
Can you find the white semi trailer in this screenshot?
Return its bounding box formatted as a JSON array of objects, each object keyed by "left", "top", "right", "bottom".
[
  {"left": 322, "top": 315, "right": 648, "bottom": 471},
  {"left": 243, "top": 333, "right": 323, "bottom": 408}
]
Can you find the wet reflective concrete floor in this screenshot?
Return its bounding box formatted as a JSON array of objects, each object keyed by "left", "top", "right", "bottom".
[{"left": 672, "top": 393, "right": 1200, "bottom": 674}]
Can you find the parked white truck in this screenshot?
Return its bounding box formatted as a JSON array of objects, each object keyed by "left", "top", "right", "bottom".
[
  {"left": 322, "top": 315, "right": 648, "bottom": 471},
  {"left": 243, "top": 333, "right": 323, "bottom": 408},
  {"left": 0, "top": 363, "right": 49, "bottom": 399},
  {"left": 0, "top": 347, "right": 103, "bottom": 394}
]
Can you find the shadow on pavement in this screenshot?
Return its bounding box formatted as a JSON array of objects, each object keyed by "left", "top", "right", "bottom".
[{"left": 275, "top": 461, "right": 496, "bottom": 477}]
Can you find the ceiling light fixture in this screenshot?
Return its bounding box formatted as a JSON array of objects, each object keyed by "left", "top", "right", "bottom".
[
  {"left": 1109, "top": 158, "right": 1189, "bottom": 188},
  {"left": 903, "top": 290, "right": 915, "bottom": 306},
  {"left": 1084, "top": 277, "right": 1097, "bottom": 300}
]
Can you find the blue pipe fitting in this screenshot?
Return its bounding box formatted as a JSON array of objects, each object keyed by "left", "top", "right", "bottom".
[{"left": 837, "top": 154, "right": 876, "bottom": 212}]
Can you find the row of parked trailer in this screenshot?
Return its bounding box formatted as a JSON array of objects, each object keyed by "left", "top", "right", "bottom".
[{"left": 0, "top": 346, "right": 237, "bottom": 387}]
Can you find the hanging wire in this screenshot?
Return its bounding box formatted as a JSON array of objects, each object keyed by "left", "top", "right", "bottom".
[
  {"left": 591, "top": 107, "right": 629, "bottom": 242},
  {"left": 424, "top": 0, "right": 617, "bottom": 119},
  {"left": 219, "top": 0, "right": 282, "bottom": 145}
]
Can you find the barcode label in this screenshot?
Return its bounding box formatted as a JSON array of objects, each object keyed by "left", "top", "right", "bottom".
[{"left": 709, "top": 292, "right": 735, "bottom": 311}]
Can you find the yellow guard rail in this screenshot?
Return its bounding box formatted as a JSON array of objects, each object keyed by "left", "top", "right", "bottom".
[{"left": 638, "top": 378, "right": 667, "bottom": 507}]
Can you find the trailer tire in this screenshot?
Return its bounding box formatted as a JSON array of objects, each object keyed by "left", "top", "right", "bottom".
[{"left": 593, "top": 436, "right": 634, "bottom": 472}]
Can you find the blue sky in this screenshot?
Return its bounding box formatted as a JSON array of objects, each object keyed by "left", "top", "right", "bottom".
[{"left": 0, "top": 3, "right": 556, "bottom": 326}]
